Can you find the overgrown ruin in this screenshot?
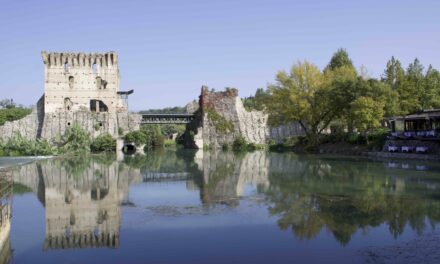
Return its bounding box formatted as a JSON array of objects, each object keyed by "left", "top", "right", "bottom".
[
  {"left": 0, "top": 52, "right": 140, "bottom": 141},
  {"left": 0, "top": 51, "right": 303, "bottom": 149}
]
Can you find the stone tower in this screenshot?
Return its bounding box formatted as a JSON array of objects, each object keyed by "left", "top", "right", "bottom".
[{"left": 41, "top": 52, "right": 126, "bottom": 114}]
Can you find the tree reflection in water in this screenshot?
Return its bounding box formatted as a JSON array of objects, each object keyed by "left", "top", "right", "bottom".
[{"left": 264, "top": 153, "right": 440, "bottom": 245}]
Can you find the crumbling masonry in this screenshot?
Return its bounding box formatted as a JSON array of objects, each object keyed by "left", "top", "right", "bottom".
[{"left": 0, "top": 52, "right": 140, "bottom": 141}]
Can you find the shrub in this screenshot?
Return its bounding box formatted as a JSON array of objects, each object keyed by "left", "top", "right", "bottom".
[
  {"left": 206, "top": 107, "right": 234, "bottom": 134},
  {"left": 124, "top": 131, "right": 147, "bottom": 146},
  {"left": 59, "top": 123, "right": 92, "bottom": 154},
  {"left": 90, "top": 134, "right": 116, "bottom": 152},
  {"left": 232, "top": 136, "right": 261, "bottom": 151},
  {"left": 0, "top": 134, "right": 55, "bottom": 156},
  {"left": 222, "top": 143, "right": 230, "bottom": 151},
  {"left": 0, "top": 107, "right": 32, "bottom": 126},
  {"left": 118, "top": 127, "right": 124, "bottom": 136}
]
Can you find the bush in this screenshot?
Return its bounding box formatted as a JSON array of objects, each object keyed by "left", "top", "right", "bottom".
[
  {"left": 222, "top": 143, "right": 230, "bottom": 151},
  {"left": 59, "top": 123, "right": 92, "bottom": 153},
  {"left": 0, "top": 107, "right": 32, "bottom": 126},
  {"left": 0, "top": 134, "right": 55, "bottom": 156},
  {"left": 118, "top": 127, "right": 124, "bottom": 136},
  {"left": 206, "top": 107, "right": 234, "bottom": 134},
  {"left": 90, "top": 134, "right": 116, "bottom": 152},
  {"left": 367, "top": 130, "right": 388, "bottom": 151},
  {"left": 124, "top": 131, "right": 147, "bottom": 146},
  {"left": 232, "top": 136, "right": 261, "bottom": 151}
]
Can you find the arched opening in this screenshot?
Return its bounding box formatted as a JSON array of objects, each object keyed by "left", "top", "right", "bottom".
[
  {"left": 64, "top": 97, "right": 72, "bottom": 111},
  {"left": 122, "top": 144, "right": 136, "bottom": 155},
  {"left": 92, "top": 63, "right": 97, "bottom": 74}
]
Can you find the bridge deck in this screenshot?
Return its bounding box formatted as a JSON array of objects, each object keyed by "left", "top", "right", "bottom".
[{"left": 141, "top": 114, "right": 195, "bottom": 124}]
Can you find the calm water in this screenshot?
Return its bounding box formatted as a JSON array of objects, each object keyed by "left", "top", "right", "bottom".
[{"left": 2, "top": 150, "right": 440, "bottom": 263}]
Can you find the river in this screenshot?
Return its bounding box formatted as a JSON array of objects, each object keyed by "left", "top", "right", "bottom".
[{"left": 1, "top": 149, "right": 440, "bottom": 263}]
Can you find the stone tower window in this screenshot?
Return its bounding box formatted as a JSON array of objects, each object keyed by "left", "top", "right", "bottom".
[
  {"left": 92, "top": 63, "right": 97, "bottom": 74},
  {"left": 64, "top": 62, "right": 69, "bottom": 73},
  {"left": 96, "top": 77, "right": 102, "bottom": 89},
  {"left": 68, "top": 76, "right": 74, "bottom": 89},
  {"left": 64, "top": 97, "right": 72, "bottom": 111}
]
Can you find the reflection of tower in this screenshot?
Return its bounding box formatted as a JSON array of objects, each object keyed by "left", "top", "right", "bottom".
[
  {"left": 199, "top": 151, "right": 269, "bottom": 207},
  {"left": 0, "top": 169, "right": 12, "bottom": 264},
  {"left": 11, "top": 157, "right": 145, "bottom": 250},
  {"left": 41, "top": 160, "right": 123, "bottom": 250}
]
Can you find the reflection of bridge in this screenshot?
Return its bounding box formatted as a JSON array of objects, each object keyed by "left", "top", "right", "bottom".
[
  {"left": 141, "top": 114, "right": 195, "bottom": 124},
  {"left": 143, "top": 172, "right": 190, "bottom": 182}
]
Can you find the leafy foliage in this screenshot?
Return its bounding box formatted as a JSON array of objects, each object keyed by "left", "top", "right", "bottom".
[
  {"left": 0, "top": 134, "right": 55, "bottom": 156},
  {"left": 58, "top": 123, "right": 92, "bottom": 154},
  {"left": 206, "top": 107, "right": 234, "bottom": 134},
  {"left": 0, "top": 107, "right": 32, "bottom": 126},
  {"left": 90, "top": 134, "right": 116, "bottom": 152},
  {"left": 124, "top": 130, "right": 147, "bottom": 147}
]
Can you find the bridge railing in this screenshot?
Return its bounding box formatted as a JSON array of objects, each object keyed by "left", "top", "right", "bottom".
[{"left": 140, "top": 114, "right": 195, "bottom": 124}]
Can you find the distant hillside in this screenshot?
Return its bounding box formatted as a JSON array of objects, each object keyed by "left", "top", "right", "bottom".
[{"left": 139, "top": 106, "right": 186, "bottom": 114}]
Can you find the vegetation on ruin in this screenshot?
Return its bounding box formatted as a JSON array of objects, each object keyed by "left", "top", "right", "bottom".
[
  {"left": 205, "top": 107, "right": 234, "bottom": 134},
  {"left": 232, "top": 136, "right": 265, "bottom": 152},
  {"left": 0, "top": 134, "right": 54, "bottom": 156},
  {"left": 90, "top": 134, "right": 116, "bottom": 152},
  {"left": 124, "top": 124, "right": 165, "bottom": 149},
  {"left": 57, "top": 123, "right": 92, "bottom": 154},
  {"left": 0, "top": 101, "right": 32, "bottom": 126}
]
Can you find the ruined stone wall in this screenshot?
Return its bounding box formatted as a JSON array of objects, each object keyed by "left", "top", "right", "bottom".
[
  {"left": 0, "top": 51, "right": 140, "bottom": 142},
  {"left": 0, "top": 97, "right": 140, "bottom": 141},
  {"left": 189, "top": 86, "right": 268, "bottom": 148}
]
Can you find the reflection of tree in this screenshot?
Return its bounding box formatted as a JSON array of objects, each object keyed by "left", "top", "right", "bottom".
[{"left": 265, "top": 154, "right": 440, "bottom": 245}]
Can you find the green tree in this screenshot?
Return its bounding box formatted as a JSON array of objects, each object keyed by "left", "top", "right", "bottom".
[
  {"left": 59, "top": 123, "right": 92, "bottom": 154},
  {"left": 242, "top": 88, "right": 271, "bottom": 111},
  {"left": 382, "top": 56, "right": 405, "bottom": 90},
  {"left": 268, "top": 61, "right": 353, "bottom": 149},
  {"left": 349, "top": 96, "right": 385, "bottom": 143},
  {"left": 422, "top": 65, "right": 440, "bottom": 109},
  {"left": 325, "top": 48, "right": 355, "bottom": 72}
]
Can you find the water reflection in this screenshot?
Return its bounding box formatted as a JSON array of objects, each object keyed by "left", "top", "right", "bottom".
[
  {"left": 266, "top": 154, "right": 440, "bottom": 245},
  {"left": 12, "top": 155, "right": 133, "bottom": 250},
  {"left": 0, "top": 169, "right": 12, "bottom": 263},
  {"left": 9, "top": 150, "right": 440, "bottom": 251}
]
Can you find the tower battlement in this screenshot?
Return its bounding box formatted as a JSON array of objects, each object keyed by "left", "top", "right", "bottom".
[{"left": 41, "top": 51, "right": 118, "bottom": 68}]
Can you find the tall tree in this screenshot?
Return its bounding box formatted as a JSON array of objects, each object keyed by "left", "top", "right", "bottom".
[
  {"left": 349, "top": 96, "right": 385, "bottom": 143},
  {"left": 382, "top": 56, "right": 405, "bottom": 90},
  {"left": 267, "top": 61, "right": 353, "bottom": 149},
  {"left": 397, "top": 58, "right": 425, "bottom": 114},
  {"left": 325, "top": 48, "right": 355, "bottom": 72},
  {"left": 423, "top": 65, "right": 440, "bottom": 109}
]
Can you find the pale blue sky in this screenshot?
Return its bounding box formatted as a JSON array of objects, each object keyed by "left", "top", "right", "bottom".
[{"left": 0, "top": 0, "right": 439, "bottom": 110}]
